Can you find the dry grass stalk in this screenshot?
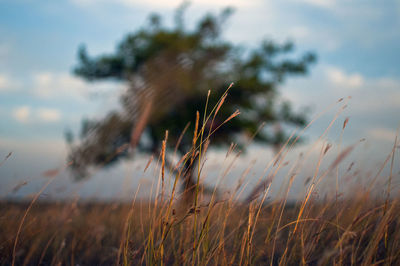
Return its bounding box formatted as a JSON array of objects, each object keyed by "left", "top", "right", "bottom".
[
  {"left": 161, "top": 130, "right": 168, "bottom": 185},
  {"left": 144, "top": 155, "right": 154, "bottom": 173},
  {"left": 3, "top": 96, "right": 400, "bottom": 266},
  {"left": 130, "top": 100, "right": 153, "bottom": 149}
]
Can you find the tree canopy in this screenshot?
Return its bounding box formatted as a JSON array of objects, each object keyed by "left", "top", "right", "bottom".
[{"left": 67, "top": 5, "right": 316, "bottom": 190}]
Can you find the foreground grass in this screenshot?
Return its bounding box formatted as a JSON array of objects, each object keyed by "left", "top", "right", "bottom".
[
  {"left": 2, "top": 92, "right": 399, "bottom": 265},
  {"left": 1, "top": 195, "right": 399, "bottom": 265}
]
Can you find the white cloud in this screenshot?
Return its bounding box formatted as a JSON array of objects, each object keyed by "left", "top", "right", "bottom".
[
  {"left": 71, "top": 0, "right": 259, "bottom": 8},
  {"left": 325, "top": 67, "right": 364, "bottom": 89},
  {"left": 284, "top": 65, "right": 400, "bottom": 114},
  {"left": 32, "top": 72, "right": 124, "bottom": 100},
  {"left": 37, "top": 108, "right": 61, "bottom": 122},
  {"left": 353, "top": 78, "right": 400, "bottom": 113},
  {"left": 12, "top": 106, "right": 62, "bottom": 123},
  {"left": 0, "top": 75, "right": 10, "bottom": 90},
  {"left": 288, "top": 26, "right": 311, "bottom": 40},
  {"left": 33, "top": 72, "right": 87, "bottom": 99},
  {"left": 13, "top": 106, "right": 31, "bottom": 123},
  {"left": 0, "top": 73, "right": 20, "bottom": 92},
  {"left": 284, "top": 1, "right": 400, "bottom": 52},
  {"left": 297, "top": 0, "right": 335, "bottom": 8},
  {"left": 368, "top": 128, "right": 397, "bottom": 142}
]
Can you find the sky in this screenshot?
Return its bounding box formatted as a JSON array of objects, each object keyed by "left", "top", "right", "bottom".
[{"left": 0, "top": 0, "right": 399, "bottom": 200}]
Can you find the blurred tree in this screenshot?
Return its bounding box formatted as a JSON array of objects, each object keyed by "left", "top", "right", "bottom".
[{"left": 67, "top": 4, "right": 316, "bottom": 202}]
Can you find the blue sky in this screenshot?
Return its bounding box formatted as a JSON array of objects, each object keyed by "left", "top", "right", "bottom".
[{"left": 0, "top": 0, "right": 399, "bottom": 199}]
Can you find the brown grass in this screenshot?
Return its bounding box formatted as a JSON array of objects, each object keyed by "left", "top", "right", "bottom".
[
  {"left": 1, "top": 196, "right": 399, "bottom": 265},
  {"left": 1, "top": 93, "right": 399, "bottom": 265}
]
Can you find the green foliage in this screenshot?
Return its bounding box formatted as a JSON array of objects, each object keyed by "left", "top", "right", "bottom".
[{"left": 68, "top": 5, "right": 316, "bottom": 177}]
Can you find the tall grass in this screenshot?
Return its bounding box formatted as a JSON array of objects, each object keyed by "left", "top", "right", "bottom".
[{"left": 1, "top": 90, "right": 399, "bottom": 265}]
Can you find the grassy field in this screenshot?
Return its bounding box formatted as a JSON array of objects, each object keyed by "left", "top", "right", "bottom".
[
  {"left": 1, "top": 147, "right": 400, "bottom": 266},
  {"left": 1, "top": 94, "right": 399, "bottom": 265},
  {"left": 1, "top": 195, "right": 399, "bottom": 265}
]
